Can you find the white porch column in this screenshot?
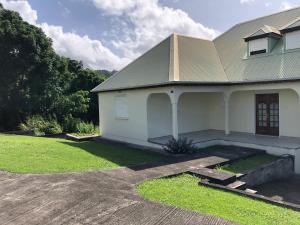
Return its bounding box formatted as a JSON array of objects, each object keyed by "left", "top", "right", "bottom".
[
  {"left": 171, "top": 100, "right": 179, "bottom": 140},
  {"left": 224, "top": 92, "right": 230, "bottom": 135},
  {"left": 169, "top": 90, "right": 179, "bottom": 140},
  {"left": 295, "top": 88, "right": 300, "bottom": 174}
]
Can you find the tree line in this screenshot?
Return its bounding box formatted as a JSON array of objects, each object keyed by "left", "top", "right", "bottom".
[{"left": 0, "top": 4, "right": 111, "bottom": 133}]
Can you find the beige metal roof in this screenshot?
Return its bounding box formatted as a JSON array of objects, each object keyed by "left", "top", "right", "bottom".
[
  {"left": 92, "top": 33, "right": 227, "bottom": 92},
  {"left": 92, "top": 36, "right": 171, "bottom": 92},
  {"left": 178, "top": 35, "right": 227, "bottom": 82},
  {"left": 92, "top": 6, "right": 300, "bottom": 92},
  {"left": 214, "top": 6, "right": 300, "bottom": 82},
  {"left": 280, "top": 17, "right": 300, "bottom": 31}
]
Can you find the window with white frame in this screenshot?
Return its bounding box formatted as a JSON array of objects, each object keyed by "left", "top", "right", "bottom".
[
  {"left": 115, "top": 95, "right": 128, "bottom": 119},
  {"left": 248, "top": 38, "right": 268, "bottom": 55},
  {"left": 285, "top": 30, "right": 300, "bottom": 50}
]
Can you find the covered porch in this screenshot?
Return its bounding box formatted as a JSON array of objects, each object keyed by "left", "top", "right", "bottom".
[{"left": 146, "top": 84, "right": 300, "bottom": 173}]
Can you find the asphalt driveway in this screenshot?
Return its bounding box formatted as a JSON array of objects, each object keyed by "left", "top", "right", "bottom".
[{"left": 0, "top": 149, "right": 255, "bottom": 225}]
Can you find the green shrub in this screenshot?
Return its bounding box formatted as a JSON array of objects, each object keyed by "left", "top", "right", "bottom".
[
  {"left": 164, "top": 137, "right": 196, "bottom": 154},
  {"left": 20, "top": 115, "right": 62, "bottom": 135},
  {"left": 43, "top": 120, "right": 63, "bottom": 135},
  {"left": 75, "top": 121, "right": 96, "bottom": 134},
  {"left": 62, "top": 115, "right": 81, "bottom": 133},
  {"left": 62, "top": 115, "right": 97, "bottom": 134}
]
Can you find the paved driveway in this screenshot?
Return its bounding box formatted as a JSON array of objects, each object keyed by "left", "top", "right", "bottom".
[{"left": 0, "top": 149, "right": 255, "bottom": 225}]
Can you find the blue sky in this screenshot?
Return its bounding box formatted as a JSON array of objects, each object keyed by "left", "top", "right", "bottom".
[{"left": 1, "top": 0, "right": 300, "bottom": 70}]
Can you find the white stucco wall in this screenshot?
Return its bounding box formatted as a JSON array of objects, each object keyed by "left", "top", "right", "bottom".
[
  {"left": 177, "top": 92, "right": 224, "bottom": 134},
  {"left": 208, "top": 93, "right": 225, "bottom": 130},
  {"left": 229, "top": 91, "right": 255, "bottom": 134},
  {"left": 279, "top": 89, "right": 300, "bottom": 137},
  {"left": 98, "top": 87, "right": 174, "bottom": 147},
  {"left": 178, "top": 93, "right": 209, "bottom": 133},
  {"left": 229, "top": 89, "right": 300, "bottom": 137},
  {"left": 98, "top": 89, "right": 149, "bottom": 146},
  {"left": 147, "top": 93, "right": 172, "bottom": 138}
]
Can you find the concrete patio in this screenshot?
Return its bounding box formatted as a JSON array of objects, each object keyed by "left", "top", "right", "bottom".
[{"left": 149, "top": 130, "right": 300, "bottom": 155}]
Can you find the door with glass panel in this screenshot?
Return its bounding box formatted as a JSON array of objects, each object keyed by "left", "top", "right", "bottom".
[{"left": 256, "top": 94, "right": 279, "bottom": 136}]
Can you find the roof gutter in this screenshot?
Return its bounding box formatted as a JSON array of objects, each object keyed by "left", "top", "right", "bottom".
[{"left": 92, "top": 78, "right": 300, "bottom": 93}]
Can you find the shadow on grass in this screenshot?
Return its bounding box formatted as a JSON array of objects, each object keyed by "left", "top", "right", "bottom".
[
  {"left": 59, "top": 140, "right": 265, "bottom": 172},
  {"left": 59, "top": 140, "right": 167, "bottom": 168}
]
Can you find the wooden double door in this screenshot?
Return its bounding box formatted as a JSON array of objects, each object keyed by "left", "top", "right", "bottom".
[{"left": 256, "top": 94, "right": 279, "bottom": 136}]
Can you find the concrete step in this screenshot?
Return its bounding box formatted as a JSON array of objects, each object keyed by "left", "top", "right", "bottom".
[
  {"left": 245, "top": 188, "right": 257, "bottom": 194},
  {"left": 227, "top": 180, "right": 246, "bottom": 190},
  {"left": 236, "top": 173, "right": 246, "bottom": 179},
  {"left": 188, "top": 168, "right": 236, "bottom": 185}
]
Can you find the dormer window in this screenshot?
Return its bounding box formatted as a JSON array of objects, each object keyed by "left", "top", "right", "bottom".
[
  {"left": 244, "top": 25, "right": 282, "bottom": 56},
  {"left": 280, "top": 17, "right": 300, "bottom": 50},
  {"left": 285, "top": 30, "right": 300, "bottom": 50},
  {"left": 248, "top": 38, "right": 268, "bottom": 55}
]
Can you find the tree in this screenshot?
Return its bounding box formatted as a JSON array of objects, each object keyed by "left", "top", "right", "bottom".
[
  {"left": 0, "top": 5, "right": 55, "bottom": 130},
  {"left": 0, "top": 5, "right": 106, "bottom": 131}
]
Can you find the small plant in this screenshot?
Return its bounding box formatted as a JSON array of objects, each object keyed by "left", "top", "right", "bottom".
[{"left": 163, "top": 137, "right": 196, "bottom": 154}]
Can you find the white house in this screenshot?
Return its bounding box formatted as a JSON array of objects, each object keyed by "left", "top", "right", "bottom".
[{"left": 92, "top": 7, "right": 300, "bottom": 173}]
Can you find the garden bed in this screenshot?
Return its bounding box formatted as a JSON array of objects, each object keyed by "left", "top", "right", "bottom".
[{"left": 217, "top": 154, "right": 278, "bottom": 174}]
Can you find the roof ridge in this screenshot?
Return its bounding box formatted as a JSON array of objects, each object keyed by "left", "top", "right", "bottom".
[{"left": 213, "top": 41, "right": 229, "bottom": 81}]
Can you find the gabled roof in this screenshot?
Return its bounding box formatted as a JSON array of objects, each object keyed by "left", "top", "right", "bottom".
[
  {"left": 92, "top": 6, "right": 300, "bottom": 92},
  {"left": 244, "top": 25, "right": 281, "bottom": 41},
  {"left": 280, "top": 17, "right": 300, "bottom": 33}
]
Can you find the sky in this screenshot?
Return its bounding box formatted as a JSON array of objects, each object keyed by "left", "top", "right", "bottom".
[{"left": 1, "top": 0, "right": 300, "bottom": 71}]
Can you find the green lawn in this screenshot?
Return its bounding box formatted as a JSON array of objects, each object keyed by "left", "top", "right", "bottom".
[
  {"left": 137, "top": 174, "right": 300, "bottom": 225},
  {"left": 0, "top": 134, "right": 164, "bottom": 173},
  {"left": 218, "top": 154, "right": 278, "bottom": 174}
]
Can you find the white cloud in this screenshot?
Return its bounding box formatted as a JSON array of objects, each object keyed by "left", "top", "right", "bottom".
[
  {"left": 0, "top": 0, "right": 128, "bottom": 70},
  {"left": 265, "top": 2, "right": 272, "bottom": 7},
  {"left": 280, "top": 1, "right": 295, "bottom": 10},
  {"left": 1, "top": 0, "right": 219, "bottom": 69},
  {"left": 0, "top": 0, "right": 37, "bottom": 24},
  {"left": 92, "top": 0, "right": 219, "bottom": 59},
  {"left": 240, "top": 0, "right": 255, "bottom": 4},
  {"left": 92, "top": 0, "right": 136, "bottom": 15},
  {"left": 40, "top": 23, "right": 128, "bottom": 70}
]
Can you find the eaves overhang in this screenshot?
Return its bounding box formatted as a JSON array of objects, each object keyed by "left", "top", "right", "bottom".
[{"left": 92, "top": 78, "right": 300, "bottom": 93}]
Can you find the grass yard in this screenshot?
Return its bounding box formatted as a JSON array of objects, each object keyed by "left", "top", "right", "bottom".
[
  {"left": 218, "top": 154, "right": 278, "bottom": 174},
  {"left": 0, "top": 134, "right": 164, "bottom": 173},
  {"left": 137, "top": 174, "right": 300, "bottom": 225}
]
